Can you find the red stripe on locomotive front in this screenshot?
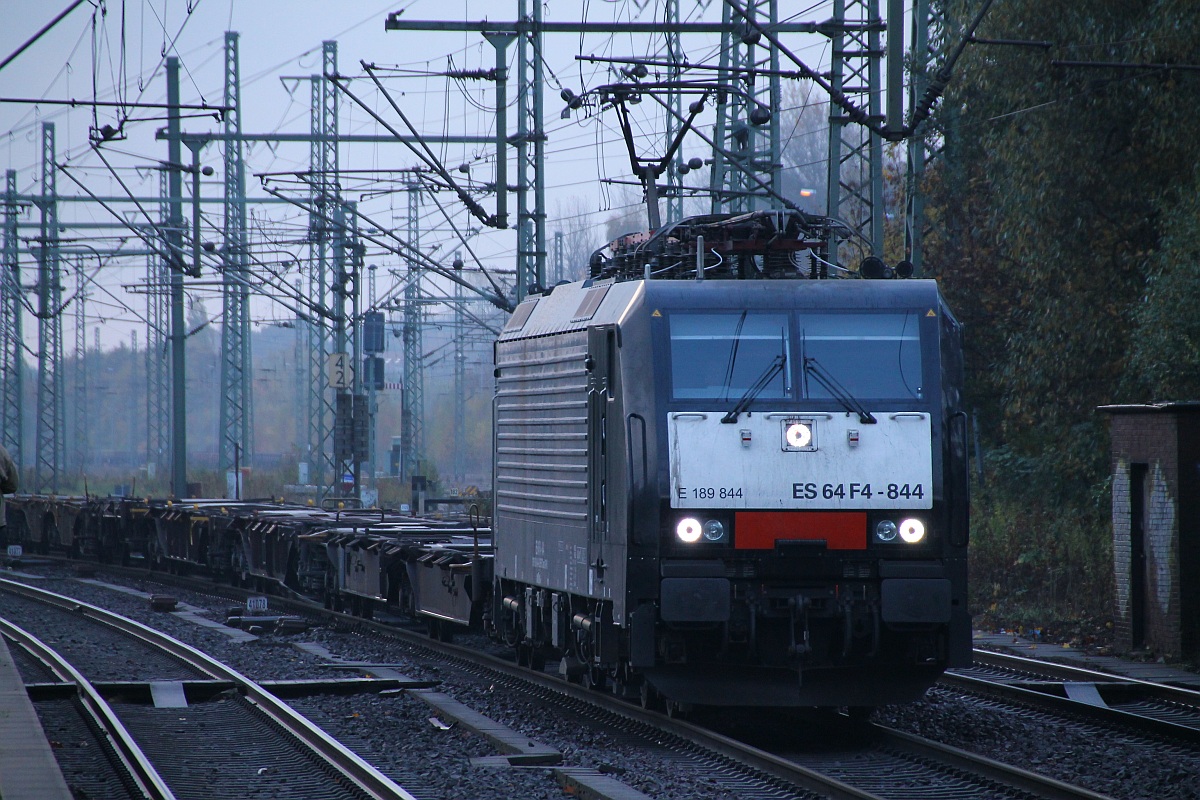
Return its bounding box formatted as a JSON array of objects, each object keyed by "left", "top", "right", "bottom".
[{"left": 734, "top": 511, "right": 867, "bottom": 550}]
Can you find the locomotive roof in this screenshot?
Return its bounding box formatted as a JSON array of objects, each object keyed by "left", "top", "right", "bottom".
[{"left": 498, "top": 277, "right": 948, "bottom": 341}]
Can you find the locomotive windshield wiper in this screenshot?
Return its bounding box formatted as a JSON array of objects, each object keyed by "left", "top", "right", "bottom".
[
  {"left": 720, "top": 310, "right": 749, "bottom": 401},
  {"left": 803, "top": 357, "right": 877, "bottom": 424},
  {"left": 721, "top": 354, "right": 786, "bottom": 423}
]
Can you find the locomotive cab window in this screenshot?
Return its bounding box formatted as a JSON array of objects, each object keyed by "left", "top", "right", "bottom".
[
  {"left": 668, "top": 312, "right": 792, "bottom": 400},
  {"left": 799, "top": 312, "right": 924, "bottom": 401}
]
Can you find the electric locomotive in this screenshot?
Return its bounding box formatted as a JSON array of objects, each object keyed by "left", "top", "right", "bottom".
[{"left": 490, "top": 210, "right": 970, "bottom": 709}]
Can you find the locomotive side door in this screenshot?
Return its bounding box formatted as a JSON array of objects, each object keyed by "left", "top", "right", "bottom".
[{"left": 587, "top": 325, "right": 616, "bottom": 600}]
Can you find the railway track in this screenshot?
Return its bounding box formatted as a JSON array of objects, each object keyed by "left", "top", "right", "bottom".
[
  {"left": 6, "top": 563, "right": 1186, "bottom": 799},
  {"left": 480, "top": 654, "right": 1116, "bottom": 800},
  {"left": 85, "top": 567, "right": 1109, "bottom": 800},
  {"left": 0, "top": 576, "right": 418, "bottom": 800},
  {"left": 0, "top": 615, "right": 175, "bottom": 799},
  {"left": 949, "top": 650, "right": 1200, "bottom": 743}
]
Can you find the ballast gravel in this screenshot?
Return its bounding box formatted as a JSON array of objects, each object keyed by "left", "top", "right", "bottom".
[
  {"left": 875, "top": 686, "right": 1200, "bottom": 800},
  {"left": 5, "top": 565, "right": 1198, "bottom": 800}
]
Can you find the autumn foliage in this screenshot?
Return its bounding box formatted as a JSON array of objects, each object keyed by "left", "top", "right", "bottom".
[{"left": 921, "top": 0, "right": 1200, "bottom": 636}]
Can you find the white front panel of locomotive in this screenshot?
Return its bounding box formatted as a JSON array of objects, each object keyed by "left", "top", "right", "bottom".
[{"left": 668, "top": 412, "right": 933, "bottom": 509}]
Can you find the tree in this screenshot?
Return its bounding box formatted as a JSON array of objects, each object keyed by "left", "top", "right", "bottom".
[
  {"left": 930, "top": 0, "right": 1200, "bottom": 481},
  {"left": 550, "top": 196, "right": 602, "bottom": 281},
  {"left": 778, "top": 84, "right": 827, "bottom": 214},
  {"left": 919, "top": 0, "right": 1200, "bottom": 625}
]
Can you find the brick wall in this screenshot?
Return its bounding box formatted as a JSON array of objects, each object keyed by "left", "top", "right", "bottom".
[
  {"left": 1103, "top": 404, "right": 1200, "bottom": 661},
  {"left": 1179, "top": 415, "right": 1200, "bottom": 658},
  {"left": 1110, "top": 458, "right": 1131, "bottom": 647}
]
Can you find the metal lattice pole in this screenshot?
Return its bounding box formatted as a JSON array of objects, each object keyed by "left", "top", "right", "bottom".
[
  {"left": 305, "top": 41, "right": 340, "bottom": 496},
  {"left": 34, "top": 122, "right": 64, "bottom": 493},
  {"left": 552, "top": 231, "right": 563, "bottom": 285},
  {"left": 401, "top": 183, "right": 423, "bottom": 480},
  {"left": 146, "top": 171, "right": 171, "bottom": 481},
  {"left": 366, "top": 263, "right": 377, "bottom": 492},
  {"left": 711, "top": 0, "right": 781, "bottom": 214},
  {"left": 825, "top": 0, "right": 885, "bottom": 265},
  {"left": 1, "top": 169, "right": 22, "bottom": 466},
  {"left": 664, "top": 0, "right": 684, "bottom": 224},
  {"left": 453, "top": 252, "right": 464, "bottom": 485},
  {"left": 72, "top": 258, "right": 86, "bottom": 475},
  {"left": 219, "top": 31, "right": 252, "bottom": 479},
  {"left": 905, "top": 0, "right": 942, "bottom": 275},
  {"left": 330, "top": 200, "right": 360, "bottom": 495},
  {"left": 515, "top": 0, "right": 546, "bottom": 299}
]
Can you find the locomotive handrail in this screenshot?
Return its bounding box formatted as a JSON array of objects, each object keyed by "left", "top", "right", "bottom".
[
  {"left": 766, "top": 412, "right": 833, "bottom": 419},
  {"left": 889, "top": 412, "right": 927, "bottom": 420},
  {"left": 670, "top": 412, "right": 708, "bottom": 419}
]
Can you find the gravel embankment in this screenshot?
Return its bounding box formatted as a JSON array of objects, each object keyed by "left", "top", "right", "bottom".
[
  {"left": 3, "top": 568, "right": 809, "bottom": 799},
  {"left": 8, "top": 566, "right": 1198, "bottom": 800}
]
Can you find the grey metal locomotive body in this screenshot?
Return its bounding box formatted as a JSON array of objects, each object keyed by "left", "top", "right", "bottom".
[{"left": 492, "top": 218, "right": 969, "bottom": 708}]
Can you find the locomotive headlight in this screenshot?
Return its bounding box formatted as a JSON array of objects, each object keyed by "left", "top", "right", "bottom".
[
  {"left": 782, "top": 419, "right": 816, "bottom": 451},
  {"left": 875, "top": 520, "right": 898, "bottom": 542},
  {"left": 899, "top": 518, "right": 926, "bottom": 544},
  {"left": 702, "top": 519, "right": 726, "bottom": 542},
  {"left": 785, "top": 422, "right": 811, "bottom": 448},
  {"left": 676, "top": 517, "right": 703, "bottom": 543}
]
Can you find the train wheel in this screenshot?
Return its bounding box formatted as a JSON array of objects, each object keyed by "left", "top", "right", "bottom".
[
  {"left": 664, "top": 698, "right": 691, "bottom": 720},
  {"left": 425, "top": 618, "right": 443, "bottom": 641},
  {"left": 610, "top": 667, "right": 631, "bottom": 699},
  {"left": 229, "top": 550, "right": 248, "bottom": 587},
  {"left": 147, "top": 538, "right": 162, "bottom": 571},
  {"left": 361, "top": 599, "right": 374, "bottom": 620},
  {"left": 639, "top": 681, "right": 663, "bottom": 712},
  {"left": 583, "top": 665, "right": 607, "bottom": 691}
]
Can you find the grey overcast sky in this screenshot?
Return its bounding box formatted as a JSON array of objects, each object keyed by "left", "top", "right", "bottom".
[{"left": 0, "top": 1, "right": 847, "bottom": 348}]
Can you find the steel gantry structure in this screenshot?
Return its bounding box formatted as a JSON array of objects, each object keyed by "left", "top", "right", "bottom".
[
  {"left": 219, "top": 31, "right": 253, "bottom": 483},
  {"left": 34, "top": 122, "right": 65, "bottom": 493},
  {"left": 905, "top": 0, "right": 949, "bottom": 275},
  {"left": 824, "top": 0, "right": 886, "bottom": 266},
  {"left": 385, "top": 3, "right": 932, "bottom": 283},
  {"left": 305, "top": 41, "right": 340, "bottom": 495},
  {"left": 0, "top": 5, "right": 956, "bottom": 500},
  {"left": 400, "top": 184, "right": 424, "bottom": 483},
  {"left": 159, "top": 35, "right": 507, "bottom": 500},
  {"left": 1, "top": 170, "right": 22, "bottom": 465},
  {"left": 147, "top": 171, "right": 171, "bottom": 480},
  {"left": 711, "top": 0, "right": 783, "bottom": 214}
]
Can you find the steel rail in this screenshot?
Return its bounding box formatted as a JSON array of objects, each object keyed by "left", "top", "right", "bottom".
[
  {"left": 0, "top": 576, "right": 418, "bottom": 800},
  {"left": 0, "top": 616, "right": 177, "bottom": 800},
  {"left": 325, "top": 609, "right": 1115, "bottom": 800},
  {"left": 429, "top": 634, "right": 881, "bottom": 800},
  {"left": 944, "top": 653, "right": 1200, "bottom": 745},
  {"left": 972, "top": 648, "right": 1200, "bottom": 706},
  {"left": 49, "top": 564, "right": 1115, "bottom": 800},
  {"left": 873, "top": 727, "right": 1114, "bottom": 800},
  {"left": 13, "top": 563, "right": 1124, "bottom": 798}
]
